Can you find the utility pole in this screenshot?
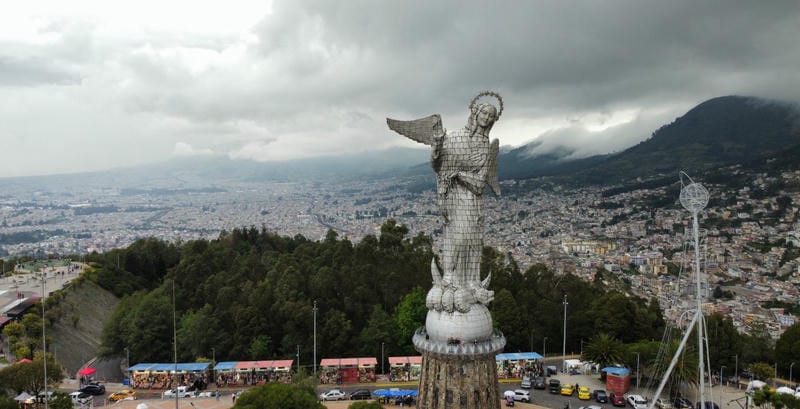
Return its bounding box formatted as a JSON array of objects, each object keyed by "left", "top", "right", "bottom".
[
  {"left": 172, "top": 280, "right": 178, "bottom": 409},
  {"left": 562, "top": 294, "right": 568, "bottom": 374},
  {"left": 42, "top": 272, "right": 48, "bottom": 409},
  {"left": 313, "top": 300, "right": 318, "bottom": 377},
  {"left": 636, "top": 353, "right": 640, "bottom": 389},
  {"left": 296, "top": 345, "right": 301, "bottom": 374},
  {"left": 212, "top": 348, "right": 216, "bottom": 386},
  {"left": 381, "top": 342, "right": 385, "bottom": 375},
  {"left": 543, "top": 337, "right": 547, "bottom": 361}
]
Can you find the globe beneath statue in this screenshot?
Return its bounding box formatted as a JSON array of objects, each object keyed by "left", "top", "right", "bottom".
[{"left": 424, "top": 304, "right": 494, "bottom": 343}]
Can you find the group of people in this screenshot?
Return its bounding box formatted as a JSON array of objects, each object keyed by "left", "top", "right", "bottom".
[
  {"left": 498, "top": 360, "right": 545, "bottom": 379},
  {"left": 213, "top": 370, "right": 291, "bottom": 387}
]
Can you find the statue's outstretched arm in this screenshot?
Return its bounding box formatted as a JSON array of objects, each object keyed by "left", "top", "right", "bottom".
[{"left": 386, "top": 114, "right": 444, "bottom": 146}]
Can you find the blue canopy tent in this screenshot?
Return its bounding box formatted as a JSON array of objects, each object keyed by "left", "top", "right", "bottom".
[{"left": 495, "top": 352, "right": 544, "bottom": 361}]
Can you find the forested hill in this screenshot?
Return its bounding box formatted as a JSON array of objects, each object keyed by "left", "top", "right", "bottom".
[{"left": 90, "top": 222, "right": 665, "bottom": 366}]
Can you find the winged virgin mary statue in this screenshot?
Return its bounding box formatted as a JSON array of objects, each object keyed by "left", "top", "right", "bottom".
[{"left": 387, "top": 91, "right": 502, "bottom": 313}]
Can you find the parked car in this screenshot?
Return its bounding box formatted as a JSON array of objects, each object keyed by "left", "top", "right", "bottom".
[
  {"left": 578, "top": 386, "right": 591, "bottom": 400},
  {"left": 197, "top": 391, "right": 220, "bottom": 398},
  {"left": 349, "top": 389, "right": 372, "bottom": 400},
  {"left": 578, "top": 406, "right": 603, "bottom": 409},
  {"left": 533, "top": 376, "right": 547, "bottom": 389},
  {"left": 69, "top": 391, "right": 92, "bottom": 406},
  {"left": 654, "top": 398, "right": 673, "bottom": 409},
  {"left": 79, "top": 384, "right": 106, "bottom": 395},
  {"left": 108, "top": 389, "right": 137, "bottom": 401},
  {"left": 162, "top": 386, "right": 195, "bottom": 399},
  {"left": 520, "top": 376, "right": 532, "bottom": 389},
  {"left": 319, "top": 389, "right": 346, "bottom": 401},
  {"left": 626, "top": 393, "right": 648, "bottom": 409},
  {"left": 548, "top": 379, "right": 562, "bottom": 394},
  {"left": 593, "top": 389, "right": 608, "bottom": 403},
  {"left": 672, "top": 397, "right": 693, "bottom": 408},
  {"left": 696, "top": 402, "right": 721, "bottom": 409},
  {"left": 513, "top": 389, "right": 531, "bottom": 403},
  {"left": 561, "top": 383, "right": 576, "bottom": 396},
  {"left": 609, "top": 392, "right": 626, "bottom": 407}
]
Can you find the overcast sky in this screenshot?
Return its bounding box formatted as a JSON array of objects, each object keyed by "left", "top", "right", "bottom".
[{"left": 2, "top": 1, "right": 799, "bottom": 177}]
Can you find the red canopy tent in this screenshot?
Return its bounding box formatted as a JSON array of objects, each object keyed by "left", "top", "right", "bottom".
[
  {"left": 78, "top": 367, "right": 97, "bottom": 376},
  {"left": 16, "top": 358, "right": 32, "bottom": 364}
]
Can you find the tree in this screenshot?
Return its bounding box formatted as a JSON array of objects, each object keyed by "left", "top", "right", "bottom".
[
  {"left": 648, "top": 340, "right": 699, "bottom": 399},
  {"left": 233, "top": 382, "right": 324, "bottom": 409},
  {"left": 249, "top": 335, "right": 272, "bottom": 360},
  {"left": 490, "top": 289, "right": 528, "bottom": 351},
  {"left": 705, "top": 313, "right": 741, "bottom": 370},
  {"left": 393, "top": 287, "right": 427, "bottom": 355},
  {"left": 750, "top": 362, "right": 776, "bottom": 382},
  {"left": 0, "top": 353, "right": 62, "bottom": 395},
  {"left": 47, "top": 392, "right": 73, "bottom": 409},
  {"left": 582, "top": 333, "right": 625, "bottom": 379},
  {"left": 775, "top": 323, "right": 800, "bottom": 379},
  {"left": 0, "top": 396, "right": 18, "bottom": 409}
]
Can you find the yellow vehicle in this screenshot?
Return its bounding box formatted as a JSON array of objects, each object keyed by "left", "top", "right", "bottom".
[
  {"left": 560, "top": 383, "right": 575, "bottom": 396},
  {"left": 578, "top": 386, "right": 591, "bottom": 400},
  {"left": 108, "top": 389, "right": 137, "bottom": 402}
]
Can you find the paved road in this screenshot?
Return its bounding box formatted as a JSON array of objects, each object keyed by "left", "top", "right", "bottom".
[{"left": 0, "top": 262, "right": 82, "bottom": 297}]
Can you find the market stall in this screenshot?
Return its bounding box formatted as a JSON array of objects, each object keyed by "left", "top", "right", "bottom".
[
  {"left": 319, "top": 357, "right": 377, "bottom": 384},
  {"left": 388, "top": 356, "right": 422, "bottom": 381},
  {"left": 495, "top": 352, "right": 544, "bottom": 378}
]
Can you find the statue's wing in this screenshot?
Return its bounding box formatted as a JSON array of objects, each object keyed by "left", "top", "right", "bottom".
[
  {"left": 487, "top": 138, "right": 500, "bottom": 196},
  {"left": 386, "top": 114, "right": 443, "bottom": 146}
]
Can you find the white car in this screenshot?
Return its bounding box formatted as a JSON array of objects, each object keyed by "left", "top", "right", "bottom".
[
  {"left": 69, "top": 391, "right": 92, "bottom": 406},
  {"left": 319, "top": 389, "right": 346, "bottom": 401},
  {"left": 163, "top": 387, "right": 195, "bottom": 399},
  {"left": 626, "top": 394, "right": 648, "bottom": 409},
  {"left": 578, "top": 406, "right": 603, "bottom": 409},
  {"left": 197, "top": 391, "right": 221, "bottom": 398},
  {"left": 512, "top": 389, "right": 530, "bottom": 402}
]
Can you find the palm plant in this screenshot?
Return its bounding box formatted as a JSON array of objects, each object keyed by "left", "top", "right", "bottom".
[
  {"left": 581, "top": 333, "right": 626, "bottom": 379},
  {"left": 647, "top": 339, "right": 699, "bottom": 399}
]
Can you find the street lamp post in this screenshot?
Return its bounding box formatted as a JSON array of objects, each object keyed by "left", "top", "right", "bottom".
[
  {"left": 381, "top": 342, "right": 385, "bottom": 375},
  {"left": 774, "top": 363, "right": 778, "bottom": 388},
  {"left": 720, "top": 366, "right": 726, "bottom": 387},
  {"left": 543, "top": 337, "right": 547, "bottom": 360},
  {"left": 562, "top": 294, "right": 568, "bottom": 373},
  {"left": 124, "top": 347, "right": 129, "bottom": 380},
  {"left": 172, "top": 280, "right": 178, "bottom": 409},
  {"left": 41, "top": 272, "right": 48, "bottom": 409},
  {"left": 212, "top": 348, "right": 216, "bottom": 386},
  {"left": 296, "top": 345, "right": 300, "bottom": 374},
  {"left": 734, "top": 355, "right": 738, "bottom": 389},
  {"left": 636, "top": 353, "right": 640, "bottom": 389},
  {"left": 790, "top": 362, "right": 795, "bottom": 385},
  {"left": 313, "top": 300, "right": 318, "bottom": 377}
]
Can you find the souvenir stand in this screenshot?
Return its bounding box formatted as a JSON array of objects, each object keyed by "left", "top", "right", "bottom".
[
  {"left": 388, "top": 356, "right": 422, "bottom": 382},
  {"left": 495, "top": 352, "right": 544, "bottom": 379},
  {"left": 319, "top": 357, "right": 377, "bottom": 384}
]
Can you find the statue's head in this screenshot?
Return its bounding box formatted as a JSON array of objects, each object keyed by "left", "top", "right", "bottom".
[{"left": 467, "top": 91, "right": 503, "bottom": 136}]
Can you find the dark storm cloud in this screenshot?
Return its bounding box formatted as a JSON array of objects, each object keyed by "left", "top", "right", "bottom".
[{"left": 2, "top": 1, "right": 800, "bottom": 176}]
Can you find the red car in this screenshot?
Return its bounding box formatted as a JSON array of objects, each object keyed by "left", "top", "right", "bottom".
[{"left": 608, "top": 392, "right": 626, "bottom": 407}]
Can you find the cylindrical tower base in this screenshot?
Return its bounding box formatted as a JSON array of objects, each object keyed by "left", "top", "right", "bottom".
[{"left": 416, "top": 351, "right": 500, "bottom": 409}]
